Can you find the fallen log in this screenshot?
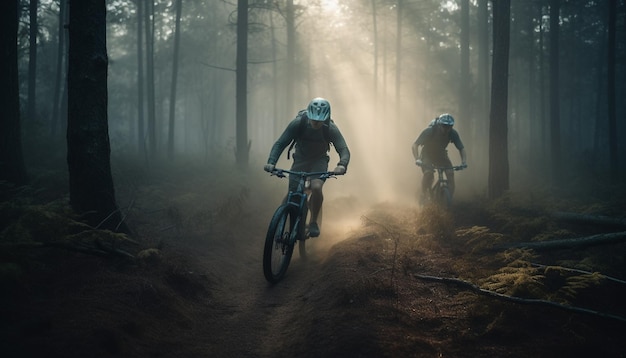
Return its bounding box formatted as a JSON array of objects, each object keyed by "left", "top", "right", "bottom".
[
  {"left": 530, "top": 263, "right": 626, "bottom": 286},
  {"left": 552, "top": 212, "right": 626, "bottom": 228},
  {"left": 413, "top": 273, "right": 626, "bottom": 323},
  {"left": 495, "top": 231, "right": 626, "bottom": 251}
]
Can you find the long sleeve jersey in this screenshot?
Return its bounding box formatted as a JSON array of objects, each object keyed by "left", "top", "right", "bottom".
[{"left": 267, "top": 117, "right": 350, "bottom": 169}]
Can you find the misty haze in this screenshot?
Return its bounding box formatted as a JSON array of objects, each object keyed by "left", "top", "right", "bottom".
[{"left": 1, "top": 0, "right": 625, "bottom": 357}]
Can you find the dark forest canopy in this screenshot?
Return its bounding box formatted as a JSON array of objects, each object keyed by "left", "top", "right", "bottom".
[{"left": 9, "top": 0, "right": 626, "bottom": 203}]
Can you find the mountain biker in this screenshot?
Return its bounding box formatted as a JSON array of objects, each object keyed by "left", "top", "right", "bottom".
[
  {"left": 264, "top": 97, "right": 350, "bottom": 237},
  {"left": 412, "top": 113, "right": 467, "bottom": 203}
]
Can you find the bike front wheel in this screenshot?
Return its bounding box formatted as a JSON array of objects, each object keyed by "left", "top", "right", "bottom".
[
  {"left": 435, "top": 186, "right": 452, "bottom": 208},
  {"left": 263, "top": 204, "right": 297, "bottom": 283},
  {"left": 298, "top": 203, "right": 309, "bottom": 259}
]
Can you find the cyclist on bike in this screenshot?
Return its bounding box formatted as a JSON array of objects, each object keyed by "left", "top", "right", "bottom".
[
  {"left": 412, "top": 113, "right": 467, "bottom": 203},
  {"left": 264, "top": 97, "right": 350, "bottom": 237}
]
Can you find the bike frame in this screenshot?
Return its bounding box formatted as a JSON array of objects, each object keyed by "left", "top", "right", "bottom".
[
  {"left": 431, "top": 167, "right": 449, "bottom": 193},
  {"left": 263, "top": 168, "right": 340, "bottom": 283},
  {"left": 277, "top": 169, "right": 334, "bottom": 240},
  {"left": 419, "top": 164, "right": 464, "bottom": 208},
  {"left": 285, "top": 175, "right": 310, "bottom": 238}
]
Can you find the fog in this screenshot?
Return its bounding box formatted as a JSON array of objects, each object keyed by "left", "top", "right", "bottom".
[
  {"left": 245, "top": 1, "right": 482, "bottom": 206},
  {"left": 95, "top": 0, "right": 623, "bottom": 208}
]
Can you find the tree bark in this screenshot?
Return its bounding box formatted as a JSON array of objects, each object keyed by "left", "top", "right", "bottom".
[
  {"left": 269, "top": 8, "right": 280, "bottom": 138},
  {"left": 235, "top": 0, "right": 249, "bottom": 167},
  {"left": 51, "top": 0, "right": 67, "bottom": 137},
  {"left": 488, "top": 0, "right": 511, "bottom": 199},
  {"left": 285, "top": 0, "right": 295, "bottom": 117},
  {"left": 549, "top": 0, "right": 561, "bottom": 185},
  {"left": 607, "top": 0, "right": 617, "bottom": 184},
  {"left": 371, "top": 0, "right": 378, "bottom": 107},
  {"left": 144, "top": 0, "right": 156, "bottom": 159},
  {"left": 167, "top": 0, "right": 183, "bottom": 160},
  {"left": 395, "top": 0, "right": 403, "bottom": 118},
  {"left": 0, "top": 0, "right": 28, "bottom": 185},
  {"left": 459, "top": 0, "right": 470, "bottom": 122},
  {"left": 136, "top": 0, "right": 146, "bottom": 157},
  {"left": 67, "top": 0, "right": 124, "bottom": 232},
  {"left": 27, "top": 0, "right": 39, "bottom": 122},
  {"left": 477, "top": 0, "right": 489, "bottom": 122}
]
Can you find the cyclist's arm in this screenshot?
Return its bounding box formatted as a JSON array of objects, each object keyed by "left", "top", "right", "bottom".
[
  {"left": 334, "top": 146, "right": 350, "bottom": 169},
  {"left": 412, "top": 141, "right": 421, "bottom": 160},
  {"left": 459, "top": 148, "right": 467, "bottom": 165},
  {"left": 329, "top": 123, "right": 350, "bottom": 169},
  {"left": 412, "top": 128, "right": 430, "bottom": 159},
  {"left": 267, "top": 118, "right": 300, "bottom": 165},
  {"left": 450, "top": 130, "right": 466, "bottom": 165}
]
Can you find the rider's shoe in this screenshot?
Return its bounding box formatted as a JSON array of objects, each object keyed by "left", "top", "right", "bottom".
[{"left": 308, "top": 222, "right": 320, "bottom": 237}]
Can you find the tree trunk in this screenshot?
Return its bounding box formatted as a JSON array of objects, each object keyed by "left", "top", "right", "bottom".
[
  {"left": 477, "top": 0, "right": 489, "bottom": 121},
  {"left": 607, "top": 0, "right": 617, "bottom": 184},
  {"left": 167, "top": 0, "right": 183, "bottom": 160},
  {"left": 26, "top": 0, "right": 39, "bottom": 121},
  {"left": 459, "top": 0, "right": 470, "bottom": 122},
  {"left": 67, "top": 0, "right": 124, "bottom": 232},
  {"left": 395, "top": 0, "right": 403, "bottom": 118},
  {"left": 235, "top": 0, "right": 249, "bottom": 167},
  {"left": 0, "top": 0, "right": 28, "bottom": 185},
  {"left": 474, "top": 0, "right": 489, "bottom": 186},
  {"left": 371, "top": 0, "right": 378, "bottom": 108},
  {"left": 285, "top": 0, "right": 295, "bottom": 117},
  {"left": 488, "top": 0, "right": 511, "bottom": 199},
  {"left": 592, "top": 12, "right": 606, "bottom": 172},
  {"left": 539, "top": 4, "right": 548, "bottom": 174},
  {"left": 27, "top": 0, "right": 38, "bottom": 122},
  {"left": 549, "top": 0, "right": 561, "bottom": 185},
  {"left": 269, "top": 8, "right": 279, "bottom": 138},
  {"left": 136, "top": 0, "right": 146, "bottom": 157},
  {"left": 527, "top": 2, "right": 538, "bottom": 174},
  {"left": 144, "top": 0, "right": 157, "bottom": 159},
  {"left": 51, "top": 0, "right": 67, "bottom": 137}
]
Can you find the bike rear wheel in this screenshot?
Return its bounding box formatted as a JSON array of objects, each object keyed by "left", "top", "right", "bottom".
[{"left": 263, "top": 204, "right": 298, "bottom": 283}]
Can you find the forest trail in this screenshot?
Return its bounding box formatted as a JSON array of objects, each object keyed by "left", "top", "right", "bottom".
[
  {"left": 180, "top": 212, "right": 361, "bottom": 357},
  {"left": 2, "top": 172, "right": 626, "bottom": 357}
]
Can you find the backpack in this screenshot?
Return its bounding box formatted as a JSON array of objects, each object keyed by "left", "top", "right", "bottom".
[{"left": 287, "top": 109, "right": 331, "bottom": 160}]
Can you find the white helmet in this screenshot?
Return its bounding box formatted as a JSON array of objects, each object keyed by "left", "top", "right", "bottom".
[
  {"left": 307, "top": 97, "right": 331, "bottom": 122},
  {"left": 437, "top": 113, "right": 455, "bottom": 126}
]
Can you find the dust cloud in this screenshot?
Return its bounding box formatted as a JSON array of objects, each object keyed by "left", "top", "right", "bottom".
[
  {"left": 247, "top": 1, "right": 489, "bottom": 253},
  {"left": 249, "top": 1, "right": 483, "bottom": 215}
]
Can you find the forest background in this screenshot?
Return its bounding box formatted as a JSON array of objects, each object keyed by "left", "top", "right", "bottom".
[{"left": 2, "top": 0, "right": 624, "bottom": 208}]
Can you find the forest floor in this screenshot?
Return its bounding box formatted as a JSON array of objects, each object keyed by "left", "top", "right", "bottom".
[{"left": 1, "top": 163, "right": 626, "bottom": 357}]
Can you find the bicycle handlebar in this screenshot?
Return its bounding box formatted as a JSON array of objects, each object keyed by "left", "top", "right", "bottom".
[
  {"left": 268, "top": 168, "right": 344, "bottom": 180},
  {"left": 416, "top": 162, "right": 466, "bottom": 171}
]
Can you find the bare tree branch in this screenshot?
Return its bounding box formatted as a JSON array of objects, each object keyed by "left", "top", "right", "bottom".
[
  {"left": 497, "top": 231, "right": 626, "bottom": 251},
  {"left": 413, "top": 274, "right": 626, "bottom": 323}
]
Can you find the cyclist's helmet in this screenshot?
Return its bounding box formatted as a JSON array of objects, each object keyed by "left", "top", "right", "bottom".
[
  {"left": 307, "top": 97, "right": 331, "bottom": 122},
  {"left": 437, "top": 113, "right": 455, "bottom": 126}
]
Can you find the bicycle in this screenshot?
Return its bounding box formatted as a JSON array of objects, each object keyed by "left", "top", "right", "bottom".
[
  {"left": 416, "top": 162, "right": 465, "bottom": 208},
  {"left": 263, "top": 168, "right": 342, "bottom": 283}
]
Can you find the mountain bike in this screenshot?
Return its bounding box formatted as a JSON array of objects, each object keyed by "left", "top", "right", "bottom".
[
  {"left": 263, "top": 168, "right": 341, "bottom": 283},
  {"left": 417, "top": 163, "right": 465, "bottom": 208}
]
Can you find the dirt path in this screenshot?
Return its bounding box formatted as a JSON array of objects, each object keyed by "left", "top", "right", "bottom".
[{"left": 182, "top": 223, "right": 339, "bottom": 357}]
